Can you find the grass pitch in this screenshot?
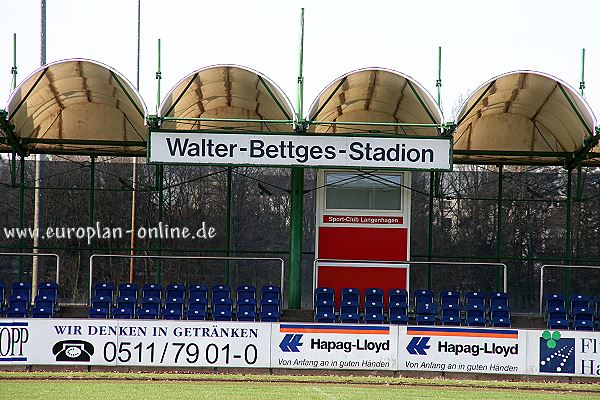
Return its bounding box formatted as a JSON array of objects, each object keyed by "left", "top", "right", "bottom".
[{"left": 0, "top": 372, "right": 598, "bottom": 400}]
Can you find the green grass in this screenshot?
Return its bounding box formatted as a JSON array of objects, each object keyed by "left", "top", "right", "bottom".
[{"left": 0, "top": 372, "right": 598, "bottom": 400}]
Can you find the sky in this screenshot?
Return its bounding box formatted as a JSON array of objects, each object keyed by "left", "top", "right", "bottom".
[{"left": 1, "top": 0, "right": 599, "bottom": 122}]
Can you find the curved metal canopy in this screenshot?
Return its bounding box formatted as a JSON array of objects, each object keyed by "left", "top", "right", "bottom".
[
  {"left": 158, "top": 65, "right": 295, "bottom": 132},
  {"left": 5, "top": 59, "right": 147, "bottom": 156},
  {"left": 306, "top": 68, "right": 443, "bottom": 136},
  {"left": 454, "top": 71, "right": 597, "bottom": 165}
]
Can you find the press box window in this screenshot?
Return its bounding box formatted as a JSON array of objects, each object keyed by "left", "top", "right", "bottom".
[{"left": 325, "top": 173, "right": 402, "bottom": 210}]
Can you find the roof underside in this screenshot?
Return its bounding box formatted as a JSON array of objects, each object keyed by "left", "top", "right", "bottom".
[
  {"left": 158, "top": 65, "right": 294, "bottom": 132},
  {"left": 307, "top": 69, "right": 443, "bottom": 136},
  {"left": 454, "top": 71, "right": 597, "bottom": 165},
  {"left": 5, "top": 60, "right": 147, "bottom": 156}
]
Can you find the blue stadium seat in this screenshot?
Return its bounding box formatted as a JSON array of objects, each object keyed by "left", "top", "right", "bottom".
[
  {"left": 441, "top": 315, "right": 461, "bottom": 326},
  {"left": 119, "top": 283, "right": 138, "bottom": 299},
  {"left": 416, "top": 302, "right": 437, "bottom": 316},
  {"left": 261, "top": 298, "right": 280, "bottom": 315},
  {"left": 34, "top": 295, "right": 55, "bottom": 313},
  {"left": 341, "top": 288, "right": 360, "bottom": 304},
  {"left": 544, "top": 293, "right": 565, "bottom": 310},
  {"left": 388, "top": 288, "right": 408, "bottom": 304},
  {"left": 441, "top": 303, "right": 461, "bottom": 319},
  {"left": 340, "top": 313, "right": 360, "bottom": 323},
  {"left": 162, "top": 308, "right": 182, "bottom": 320},
  {"left": 188, "top": 297, "right": 208, "bottom": 313},
  {"left": 388, "top": 313, "right": 408, "bottom": 325},
  {"left": 186, "top": 305, "right": 207, "bottom": 320},
  {"left": 236, "top": 310, "right": 256, "bottom": 322},
  {"left": 440, "top": 290, "right": 460, "bottom": 305},
  {"left": 142, "top": 284, "right": 162, "bottom": 299},
  {"left": 314, "top": 299, "right": 334, "bottom": 315},
  {"left": 8, "top": 294, "right": 29, "bottom": 310},
  {"left": 88, "top": 307, "right": 109, "bottom": 319},
  {"left": 188, "top": 284, "right": 208, "bottom": 300},
  {"left": 94, "top": 282, "right": 115, "bottom": 299},
  {"left": 364, "top": 288, "right": 384, "bottom": 303},
  {"left": 116, "top": 296, "right": 137, "bottom": 316},
  {"left": 260, "top": 311, "right": 280, "bottom": 322},
  {"left": 315, "top": 311, "right": 335, "bottom": 323},
  {"left": 490, "top": 305, "right": 511, "bottom": 320},
  {"left": 364, "top": 301, "right": 384, "bottom": 324},
  {"left": 388, "top": 301, "right": 408, "bottom": 315},
  {"left": 31, "top": 306, "right": 52, "bottom": 318},
  {"left": 547, "top": 306, "right": 568, "bottom": 322},
  {"left": 237, "top": 298, "right": 257, "bottom": 314},
  {"left": 315, "top": 287, "right": 335, "bottom": 303},
  {"left": 138, "top": 307, "right": 158, "bottom": 319},
  {"left": 340, "top": 300, "right": 359, "bottom": 315},
  {"left": 212, "top": 285, "right": 231, "bottom": 302},
  {"left": 571, "top": 294, "right": 590, "bottom": 313},
  {"left": 112, "top": 307, "right": 133, "bottom": 319},
  {"left": 573, "top": 319, "right": 594, "bottom": 331},
  {"left": 466, "top": 316, "right": 487, "bottom": 327},
  {"left": 416, "top": 315, "right": 436, "bottom": 325},
  {"left": 261, "top": 285, "right": 281, "bottom": 302},
  {"left": 237, "top": 286, "right": 256, "bottom": 302},
  {"left": 491, "top": 317, "right": 512, "bottom": 327},
  {"left": 465, "top": 291, "right": 485, "bottom": 307},
  {"left": 213, "top": 309, "right": 233, "bottom": 321},
  {"left": 37, "top": 282, "right": 59, "bottom": 302},
  {"left": 164, "top": 297, "right": 184, "bottom": 314},
  {"left": 414, "top": 290, "right": 434, "bottom": 306},
  {"left": 11, "top": 282, "right": 32, "bottom": 301},
  {"left": 573, "top": 307, "right": 594, "bottom": 323},
  {"left": 547, "top": 319, "right": 569, "bottom": 330},
  {"left": 92, "top": 295, "right": 112, "bottom": 311},
  {"left": 166, "top": 284, "right": 186, "bottom": 299},
  {"left": 6, "top": 306, "right": 27, "bottom": 318},
  {"left": 466, "top": 303, "right": 485, "bottom": 319},
  {"left": 488, "top": 292, "right": 509, "bottom": 308},
  {"left": 213, "top": 298, "right": 233, "bottom": 321},
  {"left": 364, "top": 313, "right": 385, "bottom": 324},
  {"left": 140, "top": 296, "right": 161, "bottom": 314}
]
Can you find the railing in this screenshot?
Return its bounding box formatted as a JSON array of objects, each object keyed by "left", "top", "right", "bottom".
[
  {"left": 313, "top": 258, "right": 508, "bottom": 307},
  {"left": 539, "top": 264, "right": 600, "bottom": 316},
  {"left": 88, "top": 254, "right": 285, "bottom": 305},
  {"left": 0, "top": 252, "right": 60, "bottom": 285}
]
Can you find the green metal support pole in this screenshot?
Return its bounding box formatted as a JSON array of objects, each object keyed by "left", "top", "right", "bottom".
[
  {"left": 88, "top": 156, "right": 95, "bottom": 296},
  {"left": 565, "top": 169, "right": 572, "bottom": 298},
  {"left": 11, "top": 33, "right": 17, "bottom": 91},
  {"left": 427, "top": 172, "right": 434, "bottom": 290},
  {"left": 18, "top": 157, "right": 25, "bottom": 280},
  {"left": 157, "top": 164, "right": 164, "bottom": 284},
  {"left": 225, "top": 167, "right": 232, "bottom": 285},
  {"left": 288, "top": 8, "right": 305, "bottom": 309},
  {"left": 580, "top": 48, "right": 585, "bottom": 97},
  {"left": 156, "top": 39, "right": 161, "bottom": 113},
  {"left": 436, "top": 46, "right": 442, "bottom": 108},
  {"left": 496, "top": 165, "right": 503, "bottom": 290}
]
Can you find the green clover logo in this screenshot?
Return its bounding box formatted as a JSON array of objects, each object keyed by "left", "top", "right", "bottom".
[{"left": 541, "top": 330, "right": 561, "bottom": 349}]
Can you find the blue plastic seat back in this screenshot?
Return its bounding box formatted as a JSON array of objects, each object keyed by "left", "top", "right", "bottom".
[
  {"left": 212, "top": 285, "right": 231, "bottom": 302},
  {"left": 315, "top": 287, "right": 335, "bottom": 303},
  {"left": 388, "top": 288, "right": 408, "bottom": 304},
  {"left": 238, "top": 298, "right": 257, "bottom": 314},
  {"left": 364, "top": 288, "right": 384, "bottom": 303},
  {"left": 416, "top": 302, "right": 437, "bottom": 316},
  {"left": 119, "top": 283, "right": 138, "bottom": 298},
  {"left": 237, "top": 286, "right": 256, "bottom": 302},
  {"left": 166, "top": 284, "right": 186, "bottom": 299},
  {"left": 341, "top": 288, "right": 360, "bottom": 304},
  {"left": 440, "top": 290, "right": 460, "bottom": 305},
  {"left": 261, "top": 286, "right": 281, "bottom": 302},
  {"left": 188, "top": 284, "right": 208, "bottom": 300}
]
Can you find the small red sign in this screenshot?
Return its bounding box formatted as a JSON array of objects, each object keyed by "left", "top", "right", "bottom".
[{"left": 322, "top": 215, "right": 403, "bottom": 225}]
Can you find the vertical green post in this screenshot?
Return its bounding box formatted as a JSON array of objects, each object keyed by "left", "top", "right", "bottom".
[
  {"left": 11, "top": 33, "right": 17, "bottom": 91},
  {"left": 580, "top": 48, "right": 585, "bottom": 96},
  {"left": 496, "top": 165, "right": 503, "bottom": 290},
  {"left": 156, "top": 164, "right": 164, "bottom": 284},
  {"left": 427, "top": 172, "right": 434, "bottom": 290},
  {"left": 565, "top": 169, "right": 572, "bottom": 298},
  {"left": 156, "top": 39, "right": 161, "bottom": 113},
  {"left": 288, "top": 8, "right": 305, "bottom": 309},
  {"left": 436, "top": 46, "right": 442, "bottom": 108},
  {"left": 88, "top": 156, "right": 95, "bottom": 298},
  {"left": 18, "top": 157, "right": 25, "bottom": 280},
  {"left": 225, "top": 167, "right": 232, "bottom": 285}
]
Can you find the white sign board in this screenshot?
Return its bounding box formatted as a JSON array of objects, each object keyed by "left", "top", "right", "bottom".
[
  {"left": 1, "top": 319, "right": 270, "bottom": 368},
  {"left": 271, "top": 323, "right": 398, "bottom": 370},
  {"left": 526, "top": 329, "right": 600, "bottom": 377},
  {"left": 149, "top": 131, "right": 452, "bottom": 171},
  {"left": 399, "top": 326, "right": 526, "bottom": 374}
]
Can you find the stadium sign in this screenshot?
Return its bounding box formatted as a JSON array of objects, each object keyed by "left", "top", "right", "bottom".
[
  {"left": 271, "top": 323, "right": 398, "bottom": 370},
  {"left": 399, "top": 326, "right": 527, "bottom": 374},
  {"left": 148, "top": 131, "right": 452, "bottom": 171}
]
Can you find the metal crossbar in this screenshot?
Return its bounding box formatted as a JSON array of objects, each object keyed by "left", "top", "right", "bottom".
[
  {"left": 0, "top": 252, "right": 60, "bottom": 285},
  {"left": 88, "top": 254, "right": 285, "bottom": 305}
]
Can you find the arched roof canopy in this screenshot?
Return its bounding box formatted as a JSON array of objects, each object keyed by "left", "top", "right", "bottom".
[
  {"left": 158, "top": 65, "right": 295, "bottom": 132},
  {"left": 454, "top": 71, "right": 597, "bottom": 166},
  {"left": 307, "top": 68, "right": 443, "bottom": 136},
  {"left": 6, "top": 59, "right": 147, "bottom": 156}
]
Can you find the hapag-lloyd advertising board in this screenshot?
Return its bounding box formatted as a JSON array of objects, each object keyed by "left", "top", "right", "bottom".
[
  {"left": 398, "top": 326, "right": 527, "bottom": 374},
  {"left": 149, "top": 131, "right": 452, "bottom": 171},
  {"left": 271, "top": 323, "right": 398, "bottom": 370}
]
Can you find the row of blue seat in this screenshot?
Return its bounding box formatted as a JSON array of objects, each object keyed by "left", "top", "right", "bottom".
[
  {"left": 545, "top": 293, "right": 600, "bottom": 331},
  {"left": 1, "top": 282, "right": 60, "bottom": 318}
]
